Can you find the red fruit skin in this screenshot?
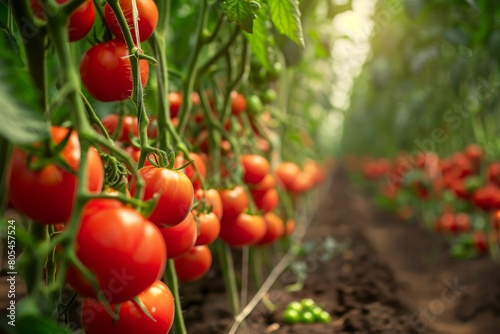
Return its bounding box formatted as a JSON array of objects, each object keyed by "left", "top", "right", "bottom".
[
  {"left": 174, "top": 245, "right": 212, "bottom": 282},
  {"left": 8, "top": 127, "right": 103, "bottom": 224},
  {"left": 194, "top": 212, "right": 221, "bottom": 246},
  {"left": 219, "top": 213, "right": 266, "bottom": 247},
  {"left": 81, "top": 280, "right": 174, "bottom": 334},
  {"left": 195, "top": 189, "right": 223, "bottom": 221},
  {"left": 218, "top": 186, "right": 249, "bottom": 223},
  {"left": 161, "top": 212, "right": 197, "bottom": 259},
  {"left": 80, "top": 39, "right": 149, "bottom": 102},
  {"left": 130, "top": 166, "right": 194, "bottom": 228},
  {"left": 66, "top": 201, "right": 166, "bottom": 304},
  {"left": 473, "top": 231, "right": 488, "bottom": 253},
  {"left": 256, "top": 212, "right": 284, "bottom": 246},
  {"left": 104, "top": 0, "right": 158, "bottom": 43},
  {"left": 240, "top": 154, "right": 270, "bottom": 185},
  {"left": 252, "top": 188, "right": 279, "bottom": 213},
  {"left": 488, "top": 162, "right": 500, "bottom": 187}
]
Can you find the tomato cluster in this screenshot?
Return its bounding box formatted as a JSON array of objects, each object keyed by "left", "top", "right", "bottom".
[{"left": 351, "top": 144, "right": 500, "bottom": 257}]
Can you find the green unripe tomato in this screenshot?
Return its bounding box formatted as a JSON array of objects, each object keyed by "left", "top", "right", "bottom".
[
  {"left": 300, "top": 298, "right": 316, "bottom": 311},
  {"left": 261, "top": 88, "right": 277, "bottom": 104},
  {"left": 317, "top": 311, "right": 332, "bottom": 323},
  {"left": 286, "top": 301, "right": 303, "bottom": 313},
  {"left": 301, "top": 311, "right": 315, "bottom": 324},
  {"left": 247, "top": 95, "right": 263, "bottom": 115},
  {"left": 311, "top": 306, "right": 324, "bottom": 319},
  {"left": 268, "top": 62, "right": 283, "bottom": 81},
  {"left": 283, "top": 309, "right": 300, "bottom": 324}
]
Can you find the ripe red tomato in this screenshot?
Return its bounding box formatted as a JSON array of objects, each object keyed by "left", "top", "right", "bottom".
[
  {"left": 275, "top": 162, "right": 300, "bottom": 190},
  {"left": 257, "top": 212, "right": 284, "bottom": 245},
  {"left": 194, "top": 212, "right": 220, "bottom": 246},
  {"left": 174, "top": 245, "right": 212, "bottom": 282},
  {"left": 303, "top": 160, "right": 325, "bottom": 185},
  {"left": 66, "top": 200, "right": 166, "bottom": 303},
  {"left": 464, "top": 144, "right": 483, "bottom": 162},
  {"left": 131, "top": 166, "right": 194, "bottom": 228},
  {"left": 288, "top": 172, "right": 315, "bottom": 194},
  {"left": 240, "top": 154, "right": 270, "bottom": 185},
  {"left": 219, "top": 213, "right": 266, "bottom": 247},
  {"left": 174, "top": 152, "right": 206, "bottom": 190},
  {"left": 80, "top": 39, "right": 149, "bottom": 102},
  {"left": 218, "top": 186, "right": 249, "bottom": 223},
  {"left": 473, "top": 231, "right": 488, "bottom": 253},
  {"left": 101, "top": 114, "right": 138, "bottom": 143},
  {"left": 81, "top": 280, "right": 174, "bottom": 334},
  {"left": 31, "top": 0, "right": 95, "bottom": 42},
  {"left": 231, "top": 91, "right": 247, "bottom": 115},
  {"left": 8, "top": 127, "right": 103, "bottom": 224},
  {"left": 455, "top": 213, "right": 470, "bottom": 233},
  {"left": 249, "top": 174, "right": 275, "bottom": 196},
  {"left": 104, "top": 0, "right": 158, "bottom": 43},
  {"left": 161, "top": 212, "right": 197, "bottom": 259},
  {"left": 168, "top": 92, "right": 183, "bottom": 118},
  {"left": 471, "top": 184, "right": 498, "bottom": 211},
  {"left": 488, "top": 162, "right": 500, "bottom": 187},
  {"left": 195, "top": 189, "right": 223, "bottom": 220},
  {"left": 252, "top": 187, "right": 279, "bottom": 213}
]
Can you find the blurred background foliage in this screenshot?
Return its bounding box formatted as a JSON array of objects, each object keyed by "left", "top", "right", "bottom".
[{"left": 341, "top": 0, "right": 500, "bottom": 159}]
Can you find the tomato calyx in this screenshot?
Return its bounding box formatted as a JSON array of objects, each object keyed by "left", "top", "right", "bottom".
[{"left": 133, "top": 295, "right": 156, "bottom": 323}]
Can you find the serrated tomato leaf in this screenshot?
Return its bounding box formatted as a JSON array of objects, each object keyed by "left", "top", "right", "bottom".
[
  {"left": 243, "top": 1, "right": 273, "bottom": 70},
  {"left": 221, "top": 0, "right": 260, "bottom": 33},
  {"left": 269, "top": 0, "right": 305, "bottom": 48}
]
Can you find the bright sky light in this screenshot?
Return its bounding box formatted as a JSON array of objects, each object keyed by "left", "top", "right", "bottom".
[{"left": 320, "top": 0, "right": 376, "bottom": 152}]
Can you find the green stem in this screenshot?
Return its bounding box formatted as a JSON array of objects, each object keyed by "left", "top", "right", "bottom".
[
  {"left": 249, "top": 246, "right": 263, "bottom": 288},
  {"left": 165, "top": 260, "right": 187, "bottom": 334},
  {"left": 216, "top": 240, "right": 240, "bottom": 316}
]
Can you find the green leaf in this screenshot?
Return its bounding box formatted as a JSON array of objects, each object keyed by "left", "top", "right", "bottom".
[
  {"left": 0, "top": 32, "right": 49, "bottom": 145},
  {"left": 221, "top": 0, "right": 261, "bottom": 33},
  {"left": 269, "top": 0, "right": 304, "bottom": 48},
  {"left": 243, "top": 1, "right": 273, "bottom": 70}
]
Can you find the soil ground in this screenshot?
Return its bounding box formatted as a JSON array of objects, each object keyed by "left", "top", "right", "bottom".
[{"left": 0, "top": 168, "right": 499, "bottom": 333}]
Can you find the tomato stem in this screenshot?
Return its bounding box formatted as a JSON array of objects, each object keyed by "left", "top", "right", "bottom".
[
  {"left": 216, "top": 240, "right": 240, "bottom": 315},
  {"left": 165, "top": 259, "right": 187, "bottom": 334}
]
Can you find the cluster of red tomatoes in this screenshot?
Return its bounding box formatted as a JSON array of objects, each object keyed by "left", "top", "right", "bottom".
[
  {"left": 32, "top": 0, "right": 156, "bottom": 102},
  {"left": 348, "top": 144, "right": 500, "bottom": 255},
  {"left": 7, "top": 127, "right": 325, "bottom": 333}
]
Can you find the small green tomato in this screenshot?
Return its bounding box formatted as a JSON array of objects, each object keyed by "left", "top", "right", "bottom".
[{"left": 283, "top": 309, "right": 300, "bottom": 324}]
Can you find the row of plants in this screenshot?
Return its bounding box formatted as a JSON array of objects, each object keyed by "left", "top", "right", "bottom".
[
  {"left": 341, "top": 0, "right": 500, "bottom": 263},
  {"left": 0, "top": 0, "right": 339, "bottom": 333}
]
